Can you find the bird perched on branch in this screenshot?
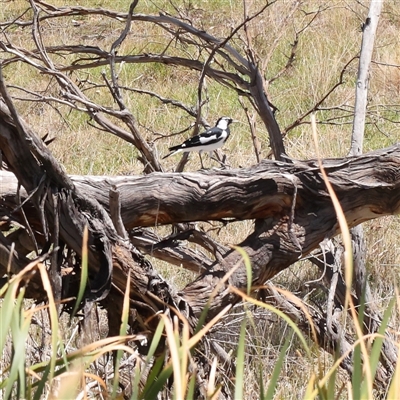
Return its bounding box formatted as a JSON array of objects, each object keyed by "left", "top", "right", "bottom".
[{"left": 163, "top": 116, "right": 235, "bottom": 168}]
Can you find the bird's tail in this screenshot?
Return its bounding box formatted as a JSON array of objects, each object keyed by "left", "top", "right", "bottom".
[{"left": 162, "top": 145, "right": 181, "bottom": 159}]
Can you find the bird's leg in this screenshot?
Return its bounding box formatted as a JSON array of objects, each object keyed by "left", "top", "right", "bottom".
[{"left": 199, "top": 151, "right": 205, "bottom": 169}]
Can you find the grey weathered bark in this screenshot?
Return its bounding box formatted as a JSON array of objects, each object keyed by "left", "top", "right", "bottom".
[{"left": 350, "top": 0, "right": 383, "bottom": 155}]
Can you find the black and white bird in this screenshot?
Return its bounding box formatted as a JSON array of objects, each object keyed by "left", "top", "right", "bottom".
[{"left": 163, "top": 116, "right": 234, "bottom": 167}]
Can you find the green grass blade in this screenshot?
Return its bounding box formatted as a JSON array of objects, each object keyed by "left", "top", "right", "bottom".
[
  {"left": 264, "top": 331, "right": 293, "bottom": 400},
  {"left": 369, "top": 297, "right": 395, "bottom": 377},
  {"left": 186, "top": 372, "right": 196, "bottom": 400},
  {"left": 4, "top": 289, "right": 26, "bottom": 400},
  {"left": 352, "top": 341, "right": 362, "bottom": 399},
  {"left": 351, "top": 322, "right": 363, "bottom": 399},
  {"left": 71, "top": 226, "right": 89, "bottom": 319},
  {"left": 234, "top": 317, "right": 247, "bottom": 400},
  {"left": 17, "top": 303, "right": 32, "bottom": 399},
  {"left": 32, "top": 364, "right": 51, "bottom": 400},
  {"left": 147, "top": 318, "right": 165, "bottom": 360},
  {"left": 352, "top": 287, "right": 367, "bottom": 399},
  {"left": 134, "top": 317, "right": 166, "bottom": 399},
  {"left": 0, "top": 281, "right": 18, "bottom": 353},
  {"left": 259, "top": 367, "right": 265, "bottom": 400},
  {"left": 360, "top": 297, "right": 395, "bottom": 397},
  {"left": 138, "top": 318, "right": 169, "bottom": 400},
  {"left": 141, "top": 362, "right": 173, "bottom": 400},
  {"left": 139, "top": 352, "right": 166, "bottom": 400},
  {"left": 112, "top": 274, "right": 131, "bottom": 398}
]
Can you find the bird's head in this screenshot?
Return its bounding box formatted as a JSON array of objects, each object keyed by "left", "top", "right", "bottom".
[{"left": 216, "top": 116, "right": 235, "bottom": 130}]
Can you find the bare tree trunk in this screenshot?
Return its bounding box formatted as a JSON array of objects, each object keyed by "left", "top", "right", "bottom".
[
  {"left": 347, "top": 0, "right": 397, "bottom": 378},
  {"left": 350, "top": 0, "right": 383, "bottom": 155}
]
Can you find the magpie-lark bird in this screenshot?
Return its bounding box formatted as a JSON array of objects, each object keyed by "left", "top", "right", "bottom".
[{"left": 163, "top": 116, "right": 234, "bottom": 168}]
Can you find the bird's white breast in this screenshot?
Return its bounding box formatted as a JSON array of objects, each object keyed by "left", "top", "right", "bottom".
[{"left": 190, "top": 141, "right": 226, "bottom": 152}]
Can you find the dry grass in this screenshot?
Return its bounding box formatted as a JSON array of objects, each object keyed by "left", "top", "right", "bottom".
[{"left": 2, "top": 0, "right": 400, "bottom": 398}]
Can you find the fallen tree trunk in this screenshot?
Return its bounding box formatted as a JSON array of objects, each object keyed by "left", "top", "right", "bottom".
[
  {"left": 1, "top": 144, "right": 400, "bottom": 321},
  {"left": 2, "top": 145, "right": 400, "bottom": 230}
]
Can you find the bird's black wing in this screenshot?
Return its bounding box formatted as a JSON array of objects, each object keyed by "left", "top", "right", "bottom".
[{"left": 169, "top": 127, "right": 225, "bottom": 151}]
